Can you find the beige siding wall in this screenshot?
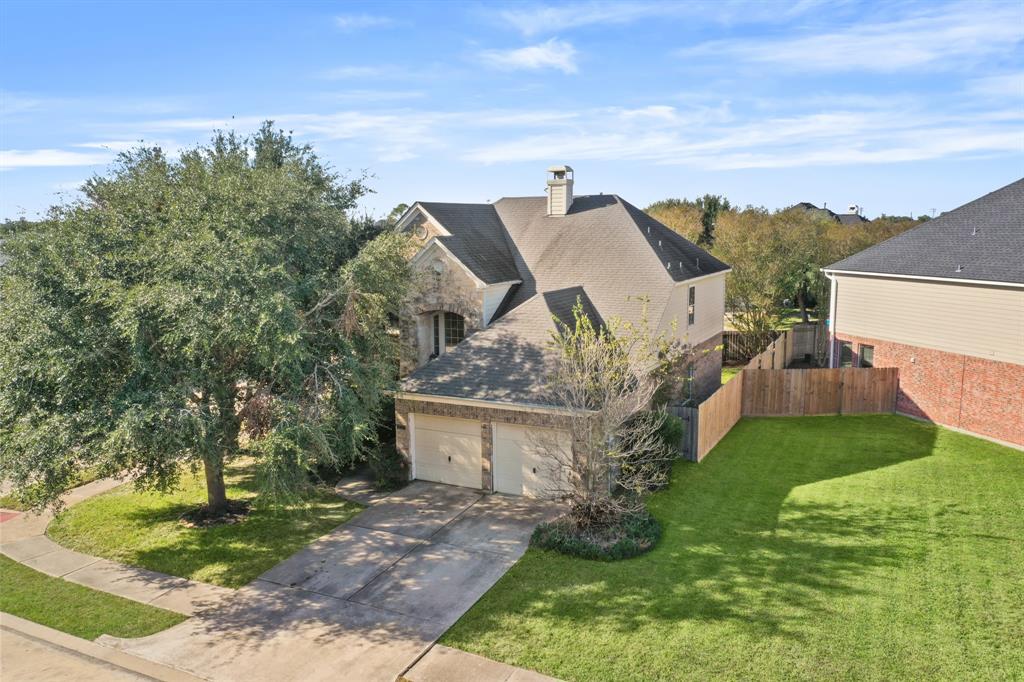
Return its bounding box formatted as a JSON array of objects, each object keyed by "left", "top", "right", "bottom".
[
  {"left": 482, "top": 282, "right": 515, "bottom": 326},
  {"left": 834, "top": 274, "right": 1024, "bottom": 365},
  {"left": 658, "top": 273, "right": 727, "bottom": 347}
]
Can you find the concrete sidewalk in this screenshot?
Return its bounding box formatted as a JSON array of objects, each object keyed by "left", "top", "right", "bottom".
[
  {"left": 1, "top": 612, "right": 203, "bottom": 682},
  {"left": 406, "top": 645, "right": 561, "bottom": 682},
  {"left": 0, "top": 478, "right": 233, "bottom": 616}
]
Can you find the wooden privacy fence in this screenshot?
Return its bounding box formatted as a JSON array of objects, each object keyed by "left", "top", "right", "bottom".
[
  {"left": 742, "top": 323, "right": 822, "bottom": 370},
  {"left": 723, "top": 323, "right": 821, "bottom": 368},
  {"left": 682, "top": 367, "right": 899, "bottom": 461}
]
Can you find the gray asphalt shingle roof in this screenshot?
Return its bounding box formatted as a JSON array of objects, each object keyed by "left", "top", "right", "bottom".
[
  {"left": 826, "top": 178, "right": 1024, "bottom": 284},
  {"left": 418, "top": 202, "right": 522, "bottom": 284},
  {"left": 403, "top": 192, "right": 730, "bottom": 404},
  {"left": 401, "top": 294, "right": 557, "bottom": 404}
]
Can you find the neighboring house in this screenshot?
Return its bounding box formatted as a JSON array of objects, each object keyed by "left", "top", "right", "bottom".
[
  {"left": 824, "top": 178, "right": 1024, "bottom": 447},
  {"left": 394, "top": 166, "right": 730, "bottom": 495},
  {"left": 795, "top": 201, "right": 869, "bottom": 225}
]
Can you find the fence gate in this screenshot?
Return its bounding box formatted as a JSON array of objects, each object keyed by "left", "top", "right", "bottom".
[{"left": 668, "top": 402, "right": 700, "bottom": 462}]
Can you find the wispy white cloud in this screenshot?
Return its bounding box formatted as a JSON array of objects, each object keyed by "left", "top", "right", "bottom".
[
  {"left": 319, "top": 90, "right": 426, "bottom": 103},
  {"left": 459, "top": 104, "right": 1024, "bottom": 169},
  {"left": 318, "top": 65, "right": 393, "bottom": 80},
  {"left": 0, "top": 148, "right": 113, "bottom": 169},
  {"left": 334, "top": 14, "right": 393, "bottom": 31},
  {"left": 497, "top": 0, "right": 828, "bottom": 36},
  {"left": 479, "top": 39, "right": 578, "bottom": 74},
  {"left": 74, "top": 140, "right": 143, "bottom": 152},
  {"left": 966, "top": 72, "right": 1024, "bottom": 98},
  {"left": 677, "top": 2, "right": 1024, "bottom": 72}
]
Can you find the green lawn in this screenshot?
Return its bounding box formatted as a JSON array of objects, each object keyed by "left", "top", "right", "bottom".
[
  {"left": 48, "top": 462, "right": 362, "bottom": 588},
  {"left": 442, "top": 415, "right": 1024, "bottom": 681},
  {"left": 721, "top": 366, "right": 743, "bottom": 384},
  {"left": 0, "top": 554, "right": 185, "bottom": 639}
]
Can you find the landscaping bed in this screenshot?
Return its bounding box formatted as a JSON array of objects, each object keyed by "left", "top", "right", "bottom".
[
  {"left": 442, "top": 415, "right": 1024, "bottom": 681},
  {"left": 0, "top": 555, "right": 185, "bottom": 639},
  {"left": 532, "top": 510, "right": 661, "bottom": 561},
  {"left": 47, "top": 461, "right": 362, "bottom": 588}
]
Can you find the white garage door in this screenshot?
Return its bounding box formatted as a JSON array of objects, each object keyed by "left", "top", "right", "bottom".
[
  {"left": 412, "top": 414, "right": 482, "bottom": 489},
  {"left": 493, "top": 423, "right": 571, "bottom": 497}
]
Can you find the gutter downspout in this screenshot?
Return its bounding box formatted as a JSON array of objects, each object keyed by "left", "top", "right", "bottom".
[{"left": 824, "top": 270, "right": 838, "bottom": 368}]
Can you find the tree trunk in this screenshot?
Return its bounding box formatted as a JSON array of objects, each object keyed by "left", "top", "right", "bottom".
[
  {"left": 797, "top": 290, "right": 809, "bottom": 323},
  {"left": 203, "top": 453, "right": 228, "bottom": 514}
]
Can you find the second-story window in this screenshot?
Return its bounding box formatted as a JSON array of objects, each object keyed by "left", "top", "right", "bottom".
[
  {"left": 444, "top": 313, "right": 465, "bottom": 348},
  {"left": 687, "top": 286, "right": 696, "bottom": 325}
]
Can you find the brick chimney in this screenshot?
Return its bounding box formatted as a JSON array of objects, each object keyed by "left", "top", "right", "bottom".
[{"left": 546, "top": 165, "right": 574, "bottom": 216}]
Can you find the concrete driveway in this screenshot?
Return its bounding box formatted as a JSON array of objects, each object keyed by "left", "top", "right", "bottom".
[{"left": 100, "top": 482, "right": 561, "bottom": 682}]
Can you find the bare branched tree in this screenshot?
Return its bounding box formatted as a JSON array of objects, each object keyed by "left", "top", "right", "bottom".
[{"left": 532, "top": 299, "right": 689, "bottom": 528}]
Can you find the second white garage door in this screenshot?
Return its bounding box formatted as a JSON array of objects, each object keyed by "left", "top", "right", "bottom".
[
  {"left": 492, "top": 423, "right": 571, "bottom": 497},
  {"left": 411, "top": 414, "right": 482, "bottom": 489}
]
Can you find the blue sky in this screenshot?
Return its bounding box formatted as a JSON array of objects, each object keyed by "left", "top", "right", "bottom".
[{"left": 1, "top": 0, "right": 1022, "bottom": 221}]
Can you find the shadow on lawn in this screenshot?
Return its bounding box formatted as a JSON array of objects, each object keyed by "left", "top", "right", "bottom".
[
  {"left": 455, "top": 415, "right": 941, "bottom": 642},
  {"left": 115, "top": 478, "right": 357, "bottom": 588}
]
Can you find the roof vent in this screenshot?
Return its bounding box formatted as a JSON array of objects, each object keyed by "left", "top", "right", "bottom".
[
  {"left": 956, "top": 264, "right": 964, "bottom": 273},
  {"left": 666, "top": 261, "right": 672, "bottom": 270},
  {"left": 546, "top": 165, "right": 574, "bottom": 217}
]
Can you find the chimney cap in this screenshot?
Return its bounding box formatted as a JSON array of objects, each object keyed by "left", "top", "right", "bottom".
[{"left": 547, "top": 164, "right": 574, "bottom": 174}]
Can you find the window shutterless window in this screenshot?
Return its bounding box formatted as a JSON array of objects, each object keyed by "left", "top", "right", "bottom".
[
  {"left": 839, "top": 341, "right": 853, "bottom": 368},
  {"left": 444, "top": 313, "right": 465, "bottom": 347},
  {"left": 859, "top": 344, "right": 874, "bottom": 368},
  {"left": 431, "top": 314, "right": 440, "bottom": 358},
  {"left": 687, "top": 286, "right": 696, "bottom": 325}
]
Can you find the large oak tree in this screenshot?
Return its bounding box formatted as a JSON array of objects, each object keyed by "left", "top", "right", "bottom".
[{"left": 0, "top": 123, "right": 411, "bottom": 514}]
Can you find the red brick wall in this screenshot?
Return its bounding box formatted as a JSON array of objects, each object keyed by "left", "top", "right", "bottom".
[{"left": 833, "top": 333, "right": 1024, "bottom": 446}]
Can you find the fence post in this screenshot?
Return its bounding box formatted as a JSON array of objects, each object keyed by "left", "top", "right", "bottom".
[
  {"left": 682, "top": 406, "right": 699, "bottom": 462},
  {"left": 837, "top": 368, "right": 845, "bottom": 415}
]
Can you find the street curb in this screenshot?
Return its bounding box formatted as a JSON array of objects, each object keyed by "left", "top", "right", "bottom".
[{"left": 0, "top": 612, "right": 206, "bottom": 682}]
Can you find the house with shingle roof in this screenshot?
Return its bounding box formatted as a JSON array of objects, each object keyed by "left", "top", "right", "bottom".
[
  {"left": 823, "top": 177, "right": 1024, "bottom": 447},
  {"left": 393, "top": 166, "right": 730, "bottom": 495}
]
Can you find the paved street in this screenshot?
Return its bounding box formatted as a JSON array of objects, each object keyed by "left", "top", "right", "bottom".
[{"left": 1, "top": 628, "right": 145, "bottom": 681}]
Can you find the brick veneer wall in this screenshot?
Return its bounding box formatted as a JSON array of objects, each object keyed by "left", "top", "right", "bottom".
[
  {"left": 395, "top": 398, "right": 572, "bottom": 490},
  {"left": 834, "top": 334, "right": 1024, "bottom": 446}
]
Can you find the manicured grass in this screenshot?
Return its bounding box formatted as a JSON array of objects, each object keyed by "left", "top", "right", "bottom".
[
  {"left": 442, "top": 415, "right": 1024, "bottom": 681},
  {"left": 48, "top": 462, "right": 362, "bottom": 588},
  {"left": 721, "top": 366, "right": 743, "bottom": 384},
  {"left": 0, "top": 554, "right": 185, "bottom": 639}
]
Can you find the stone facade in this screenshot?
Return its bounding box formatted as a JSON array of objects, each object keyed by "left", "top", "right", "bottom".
[
  {"left": 834, "top": 333, "right": 1024, "bottom": 447},
  {"left": 399, "top": 244, "right": 484, "bottom": 375},
  {"left": 395, "top": 397, "right": 572, "bottom": 490}
]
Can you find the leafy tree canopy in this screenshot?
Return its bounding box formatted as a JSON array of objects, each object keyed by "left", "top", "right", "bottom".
[{"left": 0, "top": 122, "right": 413, "bottom": 513}]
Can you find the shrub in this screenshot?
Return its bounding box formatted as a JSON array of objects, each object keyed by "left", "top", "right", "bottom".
[
  {"left": 531, "top": 509, "right": 661, "bottom": 561},
  {"left": 658, "top": 413, "right": 685, "bottom": 453},
  {"left": 367, "top": 441, "right": 408, "bottom": 491}
]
